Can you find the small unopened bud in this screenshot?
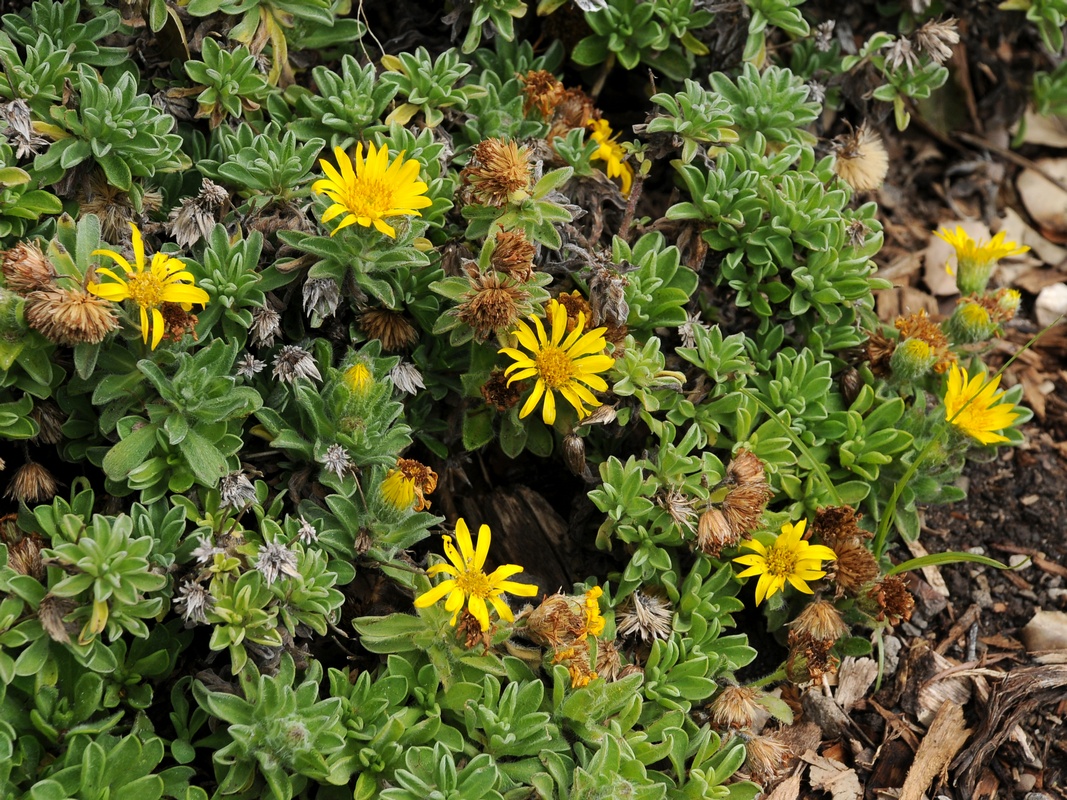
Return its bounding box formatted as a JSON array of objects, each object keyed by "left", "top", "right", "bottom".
[
  {"left": 994, "top": 288, "right": 1021, "bottom": 321},
  {"left": 576, "top": 403, "right": 618, "bottom": 427},
  {"left": 562, "top": 432, "right": 586, "bottom": 476},
  {"left": 889, "top": 337, "right": 936, "bottom": 381},
  {"left": 945, "top": 301, "right": 996, "bottom": 344}
]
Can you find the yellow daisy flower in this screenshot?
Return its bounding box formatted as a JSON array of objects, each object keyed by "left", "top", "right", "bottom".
[
  {"left": 933, "top": 226, "right": 1029, "bottom": 295},
  {"left": 587, "top": 118, "right": 634, "bottom": 196},
  {"left": 499, "top": 299, "right": 614, "bottom": 426},
  {"left": 583, "top": 586, "right": 605, "bottom": 637},
  {"left": 312, "top": 143, "right": 433, "bottom": 239},
  {"left": 733, "top": 519, "right": 837, "bottom": 606},
  {"left": 344, "top": 362, "right": 373, "bottom": 395},
  {"left": 88, "top": 222, "right": 209, "bottom": 350},
  {"left": 943, "top": 364, "right": 1020, "bottom": 446},
  {"left": 380, "top": 458, "right": 438, "bottom": 511},
  {"left": 413, "top": 519, "right": 538, "bottom": 631}
]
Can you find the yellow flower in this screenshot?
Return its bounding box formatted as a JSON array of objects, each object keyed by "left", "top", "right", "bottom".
[
  {"left": 943, "top": 364, "right": 1020, "bottom": 445},
  {"left": 88, "top": 222, "right": 209, "bottom": 349},
  {"left": 344, "top": 362, "right": 373, "bottom": 394},
  {"left": 587, "top": 118, "right": 633, "bottom": 195},
  {"left": 413, "top": 519, "right": 538, "bottom": 631},
  {"left": 934, "top": 226, "right": 1029, "bottom": 295},
  {"left": 380, "top": 458, "right": 438, "bottom": 511},
  {"left": 500, "top": 299, "right": 614, "bottom": 426},
  {"left": 733, "top": 519, "right": 837, "bottom": 606},
  {"left": 312, "top": 143, "right": 432, "bottom": 238},
  {"left": 583, "top": 586, "right": 605, "bottom": 637}
]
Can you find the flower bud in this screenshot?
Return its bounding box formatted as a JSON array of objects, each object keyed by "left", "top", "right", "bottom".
[
  {"left": 889, "top": 337, "right": 936, "bottom": 381},
  {"left": 945, "top": 301, "right": 996, "bottom": 344},
  {"left": 562, "top": 432, "right": 586, "bottom": 476}
]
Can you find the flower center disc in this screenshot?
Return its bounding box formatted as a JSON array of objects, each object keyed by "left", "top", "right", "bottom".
[
  {"left": 456, "top": 564, "right": 493, "bottom": 598},
  {"left": 765, "top": 545, "right": 799, "bottom": 577},
  {"left": 125, "top": 272, "right": 166, "bottom": 309},
  {"left": 348, "top": 178, "right": 393, "bottom": 219},
  {"left": 536, "top": 345, "right": 576, "bottom": 388}
]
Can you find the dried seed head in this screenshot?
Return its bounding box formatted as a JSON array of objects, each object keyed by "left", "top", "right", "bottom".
[
  {"left": 167, "top": 179, "right": 229, "bottom": 248},
  {"left": 787, "top": 640, "right": 840, "bottom": 683},
  {"left": 4, "top": 461, "right": 58, "bottom": 504},
  {"left": 490, "top": 230, "right": 536, "bottom": 281},
  {"left": 710, "top": 685, "right": 761, "bottom": 730},
  {"left": 832, "top": 123, "right": 889, "bottom": 193},
  {"left": 658, "top": 488, "right": 697, "bottom": 533},
  {"left": 250, "top": 304, "right": 281, "bottom": 348},
  {"left": 865, "top": 575, "right": 915, "bottom": 625},
  {"left": 462, "top": 138, "right": 533, "bottom": 207},
  {"left": 562, "top": 432, "right": 586, "bottom": 476},
  {"left": 481, "top": 369, "right": 524, "bottom": 411},
  {"left": 813, "top": 20, "right": 835, "bottom": 52},
  {"left": 595, "top": 639, "right": 624, "bottom": 682},
  {"left": 726, "top": 448, "right": 766, "bottom": 487},
  {"left": 846, "top": 218, "right": 871, "bottom": 249},
  {"left": 174, "top": 578, "right": 213, "bottom": 624},
  {"left": 556, "top": 290, "right": 595, "bottom": 333},
  {"left": 788, "top": 599, "right": 848, "bottom": 647},
  {"left": 813, "top": 505, "right": 867, "bottom": 548},
  {"left": 455, "top": 271, "right": 528, "bottom": 340},
  {"left": 302, "top": 278, "right": 341, "bottom": 321},
  {"left": 38, "top": 594, "right": 77, "bottom": 644},
  {"left": 576, "top": 403, "right": 617, "bottom": 427},
  {"left": 389, "top": 360, "right": 425, "bottom": 395},
  {"left": 696, "top": 507, "right": 739, "bottom": 557},
  {"left": 721, "top": 483, "right": 772, "bottom": 538},
  {"left": 30, "top": 401, "right": 65, "bottom": 446},
  {"left": 586, "top": 266, "right": 629, "bottom": 329},
  {"left": 78, "top": 170, "right": 161, "bottom": 242},
  {"left": 864, "top": 328, "right": 896, "bottom": 376},
  {"left": 913, "top": 18, "right": 959, "bottom": 64},
  {"left": 297, "top": 516, "right": 318, "bottom": 544},
  {"left": 548, "top": 87, "right": 596, "bottom": 142},
  {"left": 743, "top": 733, "right": 792, "bottom": 782},
  {"left": 24, "top": 285, "right": 118, "bottom": 345},
  {"left": 158, "top": 303, "right": 200, "bottom": 346},
  {"left": 616, "top": 590, "right": 673, "bottom": 643},
  {"left": 254, "top": 541, "right": 300, "bottom": 585},
  {"left": 678, "top": 310, "right": 708, "bottom": 349},
  {"left": 360, "top": 308, "right": 418, "bottom": 351},
  {"left": 520, "top": 69, "right": 565, "bottom": 118},
  {"left": 526, "top": 593, "right": 586, "bottom": 647},
  {"left": 273, "top": 345, "right": 321, "bottom": 384},
  {"left": 1, "top": 98, "right": 49, "bottom": 158},
  {"left": 235, "top": 352, "right": 266, "bottom": 378},
  {"left": 6, "top": 532, "right": 44, "bottom": 580},
  {"left": 882, "top": 36, "right": 920, "bottom": 73},
  {"left": 219, "top": 470, "right": 257, "bottom": 510},
  {"left": 320, "top": 443, "right": 354, "bottom": 479},
  {"left": 2, "top": 241, "right": 56, "bottom": 294}
]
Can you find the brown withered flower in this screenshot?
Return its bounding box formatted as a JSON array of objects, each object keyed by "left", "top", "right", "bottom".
[
  {"left": 787, "top": 640, "right": 840, "bottom": 683},
  {"left": 38, "top": 594, "right": 77, "bottom": 644},
  {"left": 812, "top": 505, "right": 865, "bottom": 547},
  {"left": 2, "top": 240, "right": 55, "bottom": 294},
  {"left": 555, "top": 289, "right": 594, "bottom": 335},
  {"left": 562, "top": 432, "right": 586, "bottom": 476},
  {"left": 4, "top": 460, "right": 58, "bottom": 504},
  {"left": 489, "top": 230, "right": 536, "bottom": 282},
  {"left": 894, "top": 308, "right": 955, "bottom": 374},
  {"left": 742, "top": 732, "right": 793, "bottom": 783},
  {"left": 5, "top": 531, "right": 45, "bottom": 580},
  {"left": 616, "top": 590, "right": 673, "bottom": 643},
  {"left": 360, "top": 308, "right": 419, "bottom": 351},
  {"left": 548, "top": 87, "right": 596, "bottom": 142},
  {"left": 30, "top": 401, "right": 65, "bottom": 446},
  {"left": 553, "top": 643, "right": 598, "bottom": 688},
  {"left": 696, "top": 507, "right": 739, "bottom": 557},
  {"left": 788, "top": 599, "right": 848, "bottom": 648},
  {"left": 24, "top": 285, "right": 119, "bottom": 345},
  {"left": 709, "top": 685, "right": 761, "bottom": 730},
  {"left": 657, "top": 487, "right": 698, "bottom": 534},
  {"left": 167, "top": 178, "right": 230, "bottom": 249},
  {"left": 159, "top": 302, "right": 199, "bottom": 345},
  {"left": 814, "top": 505, "right": 879, "bottom": 596},
  {"left": 78, "top": 170, "right": 162, "bottom": 242},
  {"left": 461, "top": 138, "right": 532, "bottom": 207},
  {"left": 726, "top": 449, "right": 767, "bottom": 487},
  {"left": 520, "top": 69, "right": 565, "bottom": 118},
  {"left": 831, "top": 122, "right": 889, "bottom": 193},
  {"left": 865, "top": 575, "right": 915, "bottom": 625},
  {"left": 454, "top": 270, "right": 529, "bottom": 340},
  {"left": 482, "top": 369, "right": 524, "bottom": 411},
  {"left": 864, "top": 328, "right": 896, "bottom": 376},
  {"left": 721, "top": 483, "right": 773, "bottom": 539},
  {"left": 526, "top": 593, "right": 587, "bottom": 647},
  {"left": 595, "top": 639, "right": 624, "bottom": 682}
]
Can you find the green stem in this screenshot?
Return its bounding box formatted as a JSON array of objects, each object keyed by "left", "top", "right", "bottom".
[
  {"left": 747, "top": 666, "right": 787, "bottom": 689},
  {"left": 738, "top": 388, "right": 842, "bottom": 505}
]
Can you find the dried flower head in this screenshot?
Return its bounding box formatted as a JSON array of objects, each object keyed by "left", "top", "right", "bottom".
[
  {"left": 526, "top": 593, "right": 587, "bottom": 647},
  {"left": 658, "top": 487, "right": 698, "bottom": 533},
  {"left": 743, "top": 733, "right": 792, "bottom": 782},
  {"left": 462, "top": 138, "right": 533, "bottom": 207},
  {"left": 520, "top": 69, "right": 565, "bottom": 118},
  {"left": 865, "top": 575, "right": 915, "bottom": 625},
  {"left": 788, "top": 599, "right": 848, "bottom": 646},
  {"left": 167, "top": 178, "right": 229, "bottom": 248},
  {"left": 255, "top": 541, "right": 300, "bottom": 585},
  {"left": 561, "top": 649, "right": 598, "bottom": 688},
  {"left": 250, "top": 304, "right": 281, "bottom": 348},
  {"left": 273, "top": 345, "right": 321, "bottom": 384},
  {"left": 389, "top": 361, "right": 425, "bottom": 395},
  {"left": 710, "top": 685, "right": 761, "bottom": 730},
  {"left": 882, "top": 36, "right": 920, "bottom": 73},
  {"left": 0, "top": 98, "right": 49, "bottom": 158},
  {"left": 490, "top": 230, "right": 537, "bottom": 282},
  {"left": 548, "top": 87, "right": 596, "bottom": 141},
  {"left": 455, "top": 270, "right": 529, "bottom": 340},
  {"left": 89, "top": 222, "right": 209, "bottom": 349},
  {"left": 562, "top": 432, "right": 587, "bottom": 476},
  {"left": 832, "top": 123, "right": 889, "bottom": 193},
  {"left": 175, "top": 578, "right": 213, "bottom": 624},
  {"left": 595, "top": 639, "right": 624, "bottom": 682},
  {"left": 320, "top": 443, "right": 354, "bottom": 479},
  {"left": 787, "top": 639, "right": 840, "bottom": 683},
  {"left": 5, "top": 532, "right": 44, "bottom": 580},
  {"left": 158, "top": 302, "right": 199, "bottom": 345},
  {"left": 4, "top": 461, "right": 58, "bottom": 504},
  {"left": 37, "top": 594, "right": 77, "bottom": 644},
  {"left": 734, "top": 519, "right": 837, "bottom": 605},
  {"left": 78, "top": 170, "right": 161, "bottom": 242},
  {"left": 678, "top": 310, "right": 708, "bottom": 349},
  {"left": 913, "top": 18, "right": 959, "bottom": 64},
  {"left": 297, "top": 516, "right": 317, "bottom": 544},
  {"left": 813, "top": 20, "right": 835, "bottom": 52},
  {"left": 696, "top": 507, "right": 739, "bottom": 557},
  {"left": 413, "top": 518, "right": 538, "bottom": 631},
  {"left": 312, "top": 143, "right": 432, "bottom": 238},
  {"left": 721, "top": 483, "right": 773, "bottom": 538},
  {"left": 219, "top": 470, "right": 257, "bottom": 510},
  {"left": 828, "top": 537, "right": 881, "bottom": 596},
  {"left": 380, "top": 457, "right": 438, "bottom": 511},
  {"left": 500, "top": 298, "right": 614, "bottom": 425},
  {"left": 943, "top": 364, "right": 1020, "bottom": 446},
  {"left": 894, "top": 308, "right": 955, "bottom": 373},
  {"left": 235, "top": 352, "right": 266, "bottom": 378},
  {"left": 2, "top": 240, "right": 55, "bottom": 294},
  {"left": 726, "top": 449, "right": 767, "bottom": 487},
  {"left": 481, "top": 369, "right": 524, "bottom": 411},
  {"left": 25, "top": 285, "right": 119, "bottom": 345},
  {"left": 190, "top": 534, "right": 224, "bottom": 565},
  {"left": 302, "top": 278, "right": 341, "bottom": 321},
  {"left": 587, "top": 118, "right": 633, "bottom": 195},
  {"left": 360, "top": 308, "right": 419, "bottom": 351},
  {"left": 616, "top": 590, "right": 673, "bottom": 643}
]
